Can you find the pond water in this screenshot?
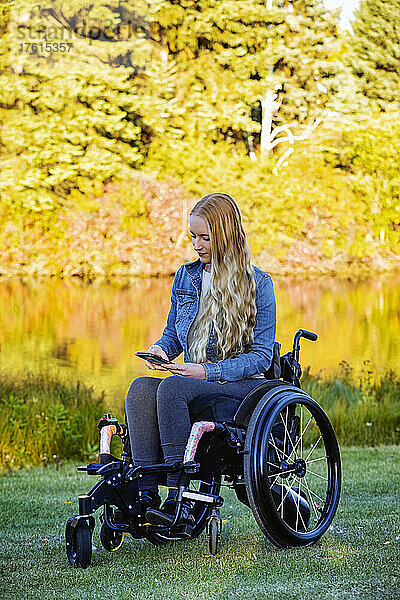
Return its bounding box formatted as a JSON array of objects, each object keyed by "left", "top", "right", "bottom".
[{"left": 0, "top": 274, "right": 399, "bottom": 412}]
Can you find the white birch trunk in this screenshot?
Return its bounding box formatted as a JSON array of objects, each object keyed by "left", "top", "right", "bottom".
[{"left": 260, "top": 88, "right": 278, "bottom": 155}]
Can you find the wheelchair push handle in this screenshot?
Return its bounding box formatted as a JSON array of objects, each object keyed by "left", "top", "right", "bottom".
[
  {"left": 297, "top": 329, "right": 318, "bottom": 342},
  {"left": 292, "top": 329, "right": 318, "bottom": 362}
]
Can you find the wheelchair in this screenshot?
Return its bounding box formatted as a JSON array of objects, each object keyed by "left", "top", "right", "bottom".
[{"left": 65, "top": 329, "right": 341, "bottom": 567}]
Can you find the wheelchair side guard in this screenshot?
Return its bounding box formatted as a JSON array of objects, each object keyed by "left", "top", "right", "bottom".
[
  {"left": 235, "top": 382, "right": 308, "bottom": 428},
  {"left": 233, "top": 380, "right": 294, "bottom": 427},
  {"left": 235, "top": 328, "right": 318, "bottom": 426},
  {"left": 242, "top": 384, "right": 313, "bottom": 481},
  {"left": 229, "top": 386, "right": 306, "bottom": 508}
]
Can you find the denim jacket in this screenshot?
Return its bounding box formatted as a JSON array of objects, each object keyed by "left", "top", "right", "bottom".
[{"left": 153, "top": 258, "right": 276, "bottom": 382}]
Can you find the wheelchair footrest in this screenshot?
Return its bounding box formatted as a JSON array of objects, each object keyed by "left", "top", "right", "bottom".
[
  {"left": 170, "top": 523, "right": 193, "bottom": 539},
  {"left": 181, "top": 490, "right": 223, "bottom": 506}
]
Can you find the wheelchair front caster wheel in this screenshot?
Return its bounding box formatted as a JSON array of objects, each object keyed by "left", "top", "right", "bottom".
[
  {"left": 207, "top": 517, "right": 220, "bottom": 555},
  {"left": 66, "top": 517, "right": 92, "bottom": 568},
  {"left": 100, "top": 522, "right": 124, "bottom": 552}
]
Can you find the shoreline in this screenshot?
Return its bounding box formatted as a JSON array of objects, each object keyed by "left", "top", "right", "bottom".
[{"left": 0, "top": 263, "right": 398, "bottom": 284}]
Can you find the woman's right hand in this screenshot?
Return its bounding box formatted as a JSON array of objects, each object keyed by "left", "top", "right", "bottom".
[{"left": 145, "top": 345, "right": 171, "bottom": 371}]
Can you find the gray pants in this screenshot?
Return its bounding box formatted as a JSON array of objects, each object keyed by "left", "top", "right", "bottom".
[{"left": 125, "top": 374, "right": 265, "bottom": 491}]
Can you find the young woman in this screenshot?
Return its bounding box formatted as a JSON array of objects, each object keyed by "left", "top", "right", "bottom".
[{"left": 125, "top": 192, "right": 276, "bottom": 526}]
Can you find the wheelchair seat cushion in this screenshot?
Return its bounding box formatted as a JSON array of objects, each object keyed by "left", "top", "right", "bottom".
[
  {"left": 189, "top": 393, "right": 241, "bottom": 424},
  {"left": 188, "top": 380, "right": 289, "bottom": 427}
]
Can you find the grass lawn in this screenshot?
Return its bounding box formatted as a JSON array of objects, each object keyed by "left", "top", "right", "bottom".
[{"left": 0, "top": 446, "right": 399, "bottom": 600}]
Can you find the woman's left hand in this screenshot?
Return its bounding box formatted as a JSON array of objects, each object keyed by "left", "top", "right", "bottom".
[{"left": 166, "top": 362, "right": 206, "bottom": 379}]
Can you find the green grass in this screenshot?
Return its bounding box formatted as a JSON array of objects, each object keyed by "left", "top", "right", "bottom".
[{"left": 0, "top": 447, "right": 399, "bottom": 600}]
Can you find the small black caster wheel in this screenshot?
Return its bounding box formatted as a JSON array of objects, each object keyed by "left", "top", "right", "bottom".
[
  {"left": 66, "top": 517, "right": 92, "bottom": 568},
  {"left": 100, "top": 522, "right": 124, "bottom": 552},
  {"left": 208, "top": 517, "right": 220, "bottom": 555}
]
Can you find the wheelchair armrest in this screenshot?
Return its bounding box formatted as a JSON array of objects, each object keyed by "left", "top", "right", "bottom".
[{"left": 76, "top": 462, "right": 104, "bottom": 475}]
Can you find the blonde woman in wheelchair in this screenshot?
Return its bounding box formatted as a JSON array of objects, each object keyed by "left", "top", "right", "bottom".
[{"left": 126, "top": 192, "right": 276, "bottom": 527}]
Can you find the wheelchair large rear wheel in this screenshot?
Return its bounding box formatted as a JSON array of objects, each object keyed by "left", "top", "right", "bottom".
[
  {"left": 145, "top": 477, "right": 221, "bottom": 545},
  {"left": 244, "top": 389, "right": 341, "bottom": 548}
]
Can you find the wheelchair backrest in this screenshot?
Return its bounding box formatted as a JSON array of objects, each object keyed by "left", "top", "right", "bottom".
[
  {"left": 263, "top": 341, "right": 303, "bottom": 387},
  {"left": 263, "top": 341, "right": 282, "bottom": 379}
]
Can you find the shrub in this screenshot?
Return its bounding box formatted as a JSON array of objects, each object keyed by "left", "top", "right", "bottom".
[{"left": 0, "top": 371, "right": 105, "bottom": 468}]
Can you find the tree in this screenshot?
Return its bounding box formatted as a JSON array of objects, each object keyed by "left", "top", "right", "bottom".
[
  {"left": 0, "top": 0, "right": 345, "bottom": 209},
  {"left": 325, "top": 32, "right": 371, "bottom": 123},
  {"left": 140, "top": 0, "right": 343, "bottom": 155},
  {"left": 0, "top": 0, "right": 177, "bottom": 210},
  {"left": 338, "top": 113, "right": 400, "bottom": 248},
  {"left": 256, "top": 0, "right": 343, "bottom": 156},
  {"left": 349, "top": 0, "right": 400, "bottom": 110},
  {"left": 0, "top": 0, "right": 11, "bottom": 73}
]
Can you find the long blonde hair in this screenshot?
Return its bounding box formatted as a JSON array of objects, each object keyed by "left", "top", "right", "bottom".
[{"left": 188, "top": 193, "right": 257, "bottom": 363}]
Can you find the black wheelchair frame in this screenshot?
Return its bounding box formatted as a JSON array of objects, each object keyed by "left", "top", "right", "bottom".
[{"left": 65, "top": 329, "right": 341, "bottom": 567}]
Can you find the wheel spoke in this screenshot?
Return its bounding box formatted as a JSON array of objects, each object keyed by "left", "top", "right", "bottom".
[
  {"left": 276, "top": 484, "right": 291, "bottom": 514},
  {"left": 306, "top": 455, "right": 328, "bottom": 465},
  {"left": 304, "top": 435, "right": 323, "bottom": 463},
  {"left": 276, "top": 481, "right": 308, "bottom": 532},
  {"left": 300, "top": 405, "right": 303, "bottom": 459},
  {"left": 294, "top": 482, "right": 307, "bottom": 532},
  {"left": 268, "top": 469, "right": 295, "bottom": 479},
  {"left": 300, "top": 476, "right": 320, "bottom": 520},
  {"left": 295, "top": 482, "right": 300, "bottom": 531},
  {"left": 270, "top": 472, "right": 281, "bottom": 487},
  {"left": 302, "top": 475, "right": 325, "bottom": 505},
  {"left": 280, "top": 410, "right": 298, "bottom": 460},
  {"left": 283, "top": 407, "right": 288, "bottom": 459},
  {"left": 267, "top": 465, "right": 296, "bottom": 478},
  {"left": 307, "top": 469, "right": 328, "bottom": 481},
  {"left": 287, "top": 415, "right": 313, "bottom": 463},
  {"left": 269, "top": 433, "right": 290, "bottom": 461}
]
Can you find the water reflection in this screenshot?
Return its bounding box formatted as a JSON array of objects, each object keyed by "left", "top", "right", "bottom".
[{"left": 0, "top": 274, "right": 399, "bottom": 412}]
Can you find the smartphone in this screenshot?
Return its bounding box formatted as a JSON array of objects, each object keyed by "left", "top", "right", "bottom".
[{"left": 135, "top": 351, "right": 173, "bottom": 365}]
